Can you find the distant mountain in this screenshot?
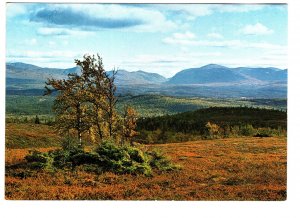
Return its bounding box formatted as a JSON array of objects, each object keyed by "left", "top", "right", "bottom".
[
  {"left": 167, "top": 64, "right": 287, "bottom": 85},
  {"left": 233, "top": 67, "right": 287, "bottom": 82},
  {"left": 167, "top": 64, "right": 246, "bottom": 84},
  {"left": 107, "top": 70, "right": 167, "bottom": 84},
  {"left": 6, "top": 62, "right": 73, "bottom": 81},
  {"left": 6, "top": 62, "right": 287, "bottom": 98},
  {"left": 6, "top": 62, "right": 167, "bottom": 86}
]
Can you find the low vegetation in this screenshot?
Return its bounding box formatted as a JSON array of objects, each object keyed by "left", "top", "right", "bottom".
[
  {"left": 5, "top": 123, "right": 61, "bottom": 149},
  {"left": 5, "top": 54, "right": 287, "bottom": 200},
  {"left": 23, "top": 140, "right": 178, "bottom": 176},
  {"left": 6, "top": 54, "right": 178, "bottom": 181},
  {"left": 5, "top": 137, "right": 286, "bottom": 200}
]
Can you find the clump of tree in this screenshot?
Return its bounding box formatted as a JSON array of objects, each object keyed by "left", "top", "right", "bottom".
[
  {"left": 44, "top": 54, "right": 136, "bottom": 147},
  {"left": 25, "top": 54, "right": 178, "bottom": 176}
]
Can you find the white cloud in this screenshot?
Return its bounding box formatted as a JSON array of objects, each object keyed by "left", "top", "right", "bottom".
[
  {"left": 240, "top": 23, "right": 274, "bottom": 35},
  {"left": 162, "top": 4, "right": 213, "bottom": 17},
  {"left": 214, "top": 4, "right": 265, "bottom": 13},
  {"left": 48, "top": 41, "right": 56, "bottom": 46},
  {"left": 163, "top": 32, "right": 199, "bottom": 46},
  {"left": 37, "top": 27, "right": 92, "bottom": 37},
  {"left": 207, "top": 33, "right": 223, "bottom": 39},
  {"left": 156, "top": 4, "right": 265, "bottom": 20},
  {"left": 7, "top": 50, "right": 81, "bottom": 59},
  {"left": 163, "top": 33, "right": 284, "bottom": 50},
  {"left": 25, "top": 38, "right": 37, "bottom": 46},
  {"left": 118, "top": 52, "right": 222, "bottom": 77},
  {"left": 173, "top": 31, "right": 196, "bottom": 40},
  {"left": 6, "top": 50, "right": 83, "bottom": 68},
  {"left": 6, "top": 3, "right": 27, "bottom": 17}
]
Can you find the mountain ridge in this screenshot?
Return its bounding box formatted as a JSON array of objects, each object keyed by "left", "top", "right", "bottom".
[
  {"left": 6, "top": 62, "right": 287, "bottom": 98},
  {"left": 167, "top": 64, "right": 287, "bottom": 85}
]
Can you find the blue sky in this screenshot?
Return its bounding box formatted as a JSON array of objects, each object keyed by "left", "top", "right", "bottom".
[{"left": 6, "top": 3, "right": 287, "bottom": 78}]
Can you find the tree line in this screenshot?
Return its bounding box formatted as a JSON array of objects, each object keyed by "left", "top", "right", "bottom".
[{"left": 135, "top": 107, "right": 287, "bottom": 143}]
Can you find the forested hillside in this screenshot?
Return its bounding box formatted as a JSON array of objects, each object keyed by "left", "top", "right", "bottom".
[
  {"left": 136, "top": 107, "right": 287, "bottom": 143},
  {"left": 6, "top": 95, "right": 287, "bottom": 120}
]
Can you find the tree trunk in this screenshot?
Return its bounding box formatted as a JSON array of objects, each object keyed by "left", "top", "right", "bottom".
[
  {"left": 95, "top": 107, "right": 103, "bottom": 140},
  {"left": 76, "top": 103, "right": 83, "bottom": 148}
]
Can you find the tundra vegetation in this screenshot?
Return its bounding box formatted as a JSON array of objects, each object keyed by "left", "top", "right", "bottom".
[
  {"left": 7, "top": 55, "right": 178, "bottom": 178},
  {"left": 5, "top": 55, "right": 287, "bottom": 200}
]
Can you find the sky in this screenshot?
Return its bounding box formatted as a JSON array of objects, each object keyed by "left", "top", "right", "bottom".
[{"left": 6, "top": 3, "right": 287, "bottom": 78}]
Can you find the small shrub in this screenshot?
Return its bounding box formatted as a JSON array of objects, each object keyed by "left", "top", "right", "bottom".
[
  {"left": 147, "top": 149, "right": 180, "bottom": 172},
  {"left": 25, "top": 150, "right": 53, "bottom": 170},
  {"left": 49, "top": 149, "right": 73, "bottom": 169},
  {"left": 70, "top": 152, "right": 101, "bottom": 166},
  {"left": 127, "top": 147, "right": 148, "bottom": 163},
  {"left": 23, "top": 140, "right": 178, "bottom": 176},
  {"left": 25, "top": 150, "right": 48, "bottom": 164},
  {"left": 240, "top": 124, "right": 256, "bottom": 136},
  {"left": 95, "top": 141, "right": 152, "bottom": 176},
  {"left": 205, "top": 122, "right": 220, "bottom": 139},
  {"left": 255, "top": 128, "right": 277, "bottom": 137}
]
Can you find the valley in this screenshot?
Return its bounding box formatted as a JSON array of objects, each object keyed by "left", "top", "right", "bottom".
[{"left": 5, "top": 61, "right": 288, "bottom": 201}]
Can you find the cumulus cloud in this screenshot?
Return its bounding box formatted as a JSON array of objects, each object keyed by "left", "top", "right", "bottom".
[
  {"left": 31, "top": 6, "right": 144, "bottom": 29},
  {"left": 6, "top": 50, "right": 83, "bottom": 68},
  {"left": 240, "top": 23, "right": 274, "bottom": 35},
  {"left": 29, "top": 4, "right": 176, "bottom": 32},
  {"left": 214, "top": 4, "right": 265, "bottom": 13},
  {"left": 150, "top": 4, "right": 265, "bottom": 20},
  {"left": 25, "top": 38, "right": 37, "bottom": 46},
  {"left": 207, "top": 33, "right": 223, "bottom": 39},
  {"left": 6, "top": 3, "right": 27, "bottom": 17},
  {"left": 163, "top": 31, "right": 199, "bottom": 46},
  {"left": 163, "top": 33, "right": 284, "bottom": 50},
  {"left": 37, "top": 27, "right": 92, "bottom": 36},
  {"left": 173, "top": 31, "right": 196, "bottom": 40}
]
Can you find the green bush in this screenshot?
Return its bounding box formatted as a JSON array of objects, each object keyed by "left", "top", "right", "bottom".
[
  {"left": 147, "top": 149, "right": 180, "bottom": 172},
  {"left": 25, "top": 150, "right": 53, "bottom": 170},
  {"left": 127, "top": 147, "right": 148, "bottom": 163},
  {"left": 49, "top": 149, "right": 73, "bottom": 169},
  {"left": 240, "top": 124, "right": 256, "bottom": 136},
  {"left": 70, "top": 152, "right": 101, "bottom": 166},
  {"left": 24, "top": 140, "right": 178, "bottom": 176},
  {"left": 95, "top": 141, "right": 152, "bottom": 176}
]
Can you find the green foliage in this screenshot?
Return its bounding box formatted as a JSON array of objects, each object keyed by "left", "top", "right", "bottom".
[
  {"left": 34, "top": 115, "right": 40, "bottom": 124},
  {"left": 147, "top": 150, "right": 180, "bottom": 172},
  {"left": 205, "top": 122, "right": 221, "bottom": 139},
  {"left": 240, "top": 124, "right": 256, "bottom": 136},
  {"left": 25, "top": 150, "right": 53, "bottom": 170},
  {"left": 70, "top": 152, "right": 101, "bottom": 166},
  {"left": 23, "top": 139, "right": 177, "bottom": 176},
  {"left": 6, "top": 95, "right": 287, "bottom": 120},
  {"left": 94, "top": 141, "right": 152, "bottom": 176},
  {"left": 6, "top": 95, "right": 55, "bottom": 116},
  {"left": 136, "top": 107, "right": 287, "bottom": 144}
]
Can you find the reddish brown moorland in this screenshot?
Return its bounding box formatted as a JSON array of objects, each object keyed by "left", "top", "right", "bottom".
[{"left": 5, "top": 136, "right": 286, "bottom": 200}]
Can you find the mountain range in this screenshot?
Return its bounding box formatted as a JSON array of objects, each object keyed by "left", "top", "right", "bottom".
[
  {"left": 6, "top": 62, "right": 287, "bottom": 98},
  {"left": 167, "top": 64, "right": 287, "bottom": 85}
]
